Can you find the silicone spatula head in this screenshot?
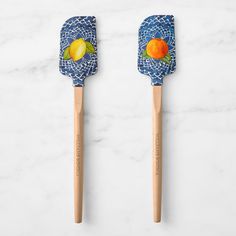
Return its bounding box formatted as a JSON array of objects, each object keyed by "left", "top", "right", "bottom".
[
  {"left": 138, "top": 15, "right": 176, "bottom": 85},
  {"left": 59, "top": 16, "right": 97, "bottom": 86}
]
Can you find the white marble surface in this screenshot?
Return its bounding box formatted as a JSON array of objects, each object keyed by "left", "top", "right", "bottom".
[{"left": 1, "top": 0, "right": 236, "bottom": 235}]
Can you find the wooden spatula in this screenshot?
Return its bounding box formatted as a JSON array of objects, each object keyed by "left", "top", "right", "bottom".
[
  {"left": 138, "top": 15, "right": 176, "bottom": 222},
  {"left": 59, "top": 16, "right": 97, "bottom": 223}
]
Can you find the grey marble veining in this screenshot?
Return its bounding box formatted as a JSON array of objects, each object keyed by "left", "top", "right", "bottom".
[{"left": 0, "top": 0, "right": 236, "bottom": 235}]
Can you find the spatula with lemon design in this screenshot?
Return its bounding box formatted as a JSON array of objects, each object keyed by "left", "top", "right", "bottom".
[
  {"left": 138, "top": 15, "right": 176, "bottom": 222},
  {"left": 59, "top": 16, "right": 97, "bottom": 223}
]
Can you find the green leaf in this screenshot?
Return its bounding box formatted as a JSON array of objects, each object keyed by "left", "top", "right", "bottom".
[
  {"left": 160, "top": 54, "right": 172, "bottom": 64},
  {"left": 63, "top": 47, "right": 71, "bottom": 60},
  {"left": 165, "top": 53, "right": 171, "bottom": 60},
  {"left": 160, "top": 56, "right": 171, "bottom": 64},
  {"left": 142, "top": 50, "right": 151, "bottom": 59},
  {"left": 86, "top": 41, "right": 95, "bottom": 53}
]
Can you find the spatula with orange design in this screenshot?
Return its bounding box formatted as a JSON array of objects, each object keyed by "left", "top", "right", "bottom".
[
  {"left": 138, "top": 15, "right": 176, "bottom": 222},
  {"left": 59, "top": 16, "right": 97, "bottom": 223}
]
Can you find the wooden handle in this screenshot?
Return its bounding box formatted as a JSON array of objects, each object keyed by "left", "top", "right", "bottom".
[
  {"left": 74, "top": 87, "right": 84, "bottom": 223},
  {"left": 152, "top": 86, "right": 162, "bottom": 223}
]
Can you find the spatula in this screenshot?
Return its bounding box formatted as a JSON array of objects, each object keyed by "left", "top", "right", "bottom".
[
  {"left": 59, "top": 16, "right": 97, "bottom": 223},
  {"left": 138, "top": 15, "right": 176, "bottom": 222}
]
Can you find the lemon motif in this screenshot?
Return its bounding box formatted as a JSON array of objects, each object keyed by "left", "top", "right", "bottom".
[
  {"left": 69, "top": 39, "right": 86, "bottom": 61},
  {"left": 63, "top": 38, "right": 95, "bottom": 62}
]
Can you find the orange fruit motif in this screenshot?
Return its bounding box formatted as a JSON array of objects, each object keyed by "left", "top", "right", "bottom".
[{"left": 146, "top": 38, "right": 169, "bottom": 59}]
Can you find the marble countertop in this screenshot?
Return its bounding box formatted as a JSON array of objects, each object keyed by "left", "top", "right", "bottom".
[{"left": 1, "top": 0, "right": 236, "bottom": 235}]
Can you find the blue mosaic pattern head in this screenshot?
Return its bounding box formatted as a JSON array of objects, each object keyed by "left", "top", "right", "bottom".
[
  {"left": 138, "top": 15, "right": 176, "bottom": 85},
  {"left": 59, "top": 16, "right": 97, "bottom": 86}
]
